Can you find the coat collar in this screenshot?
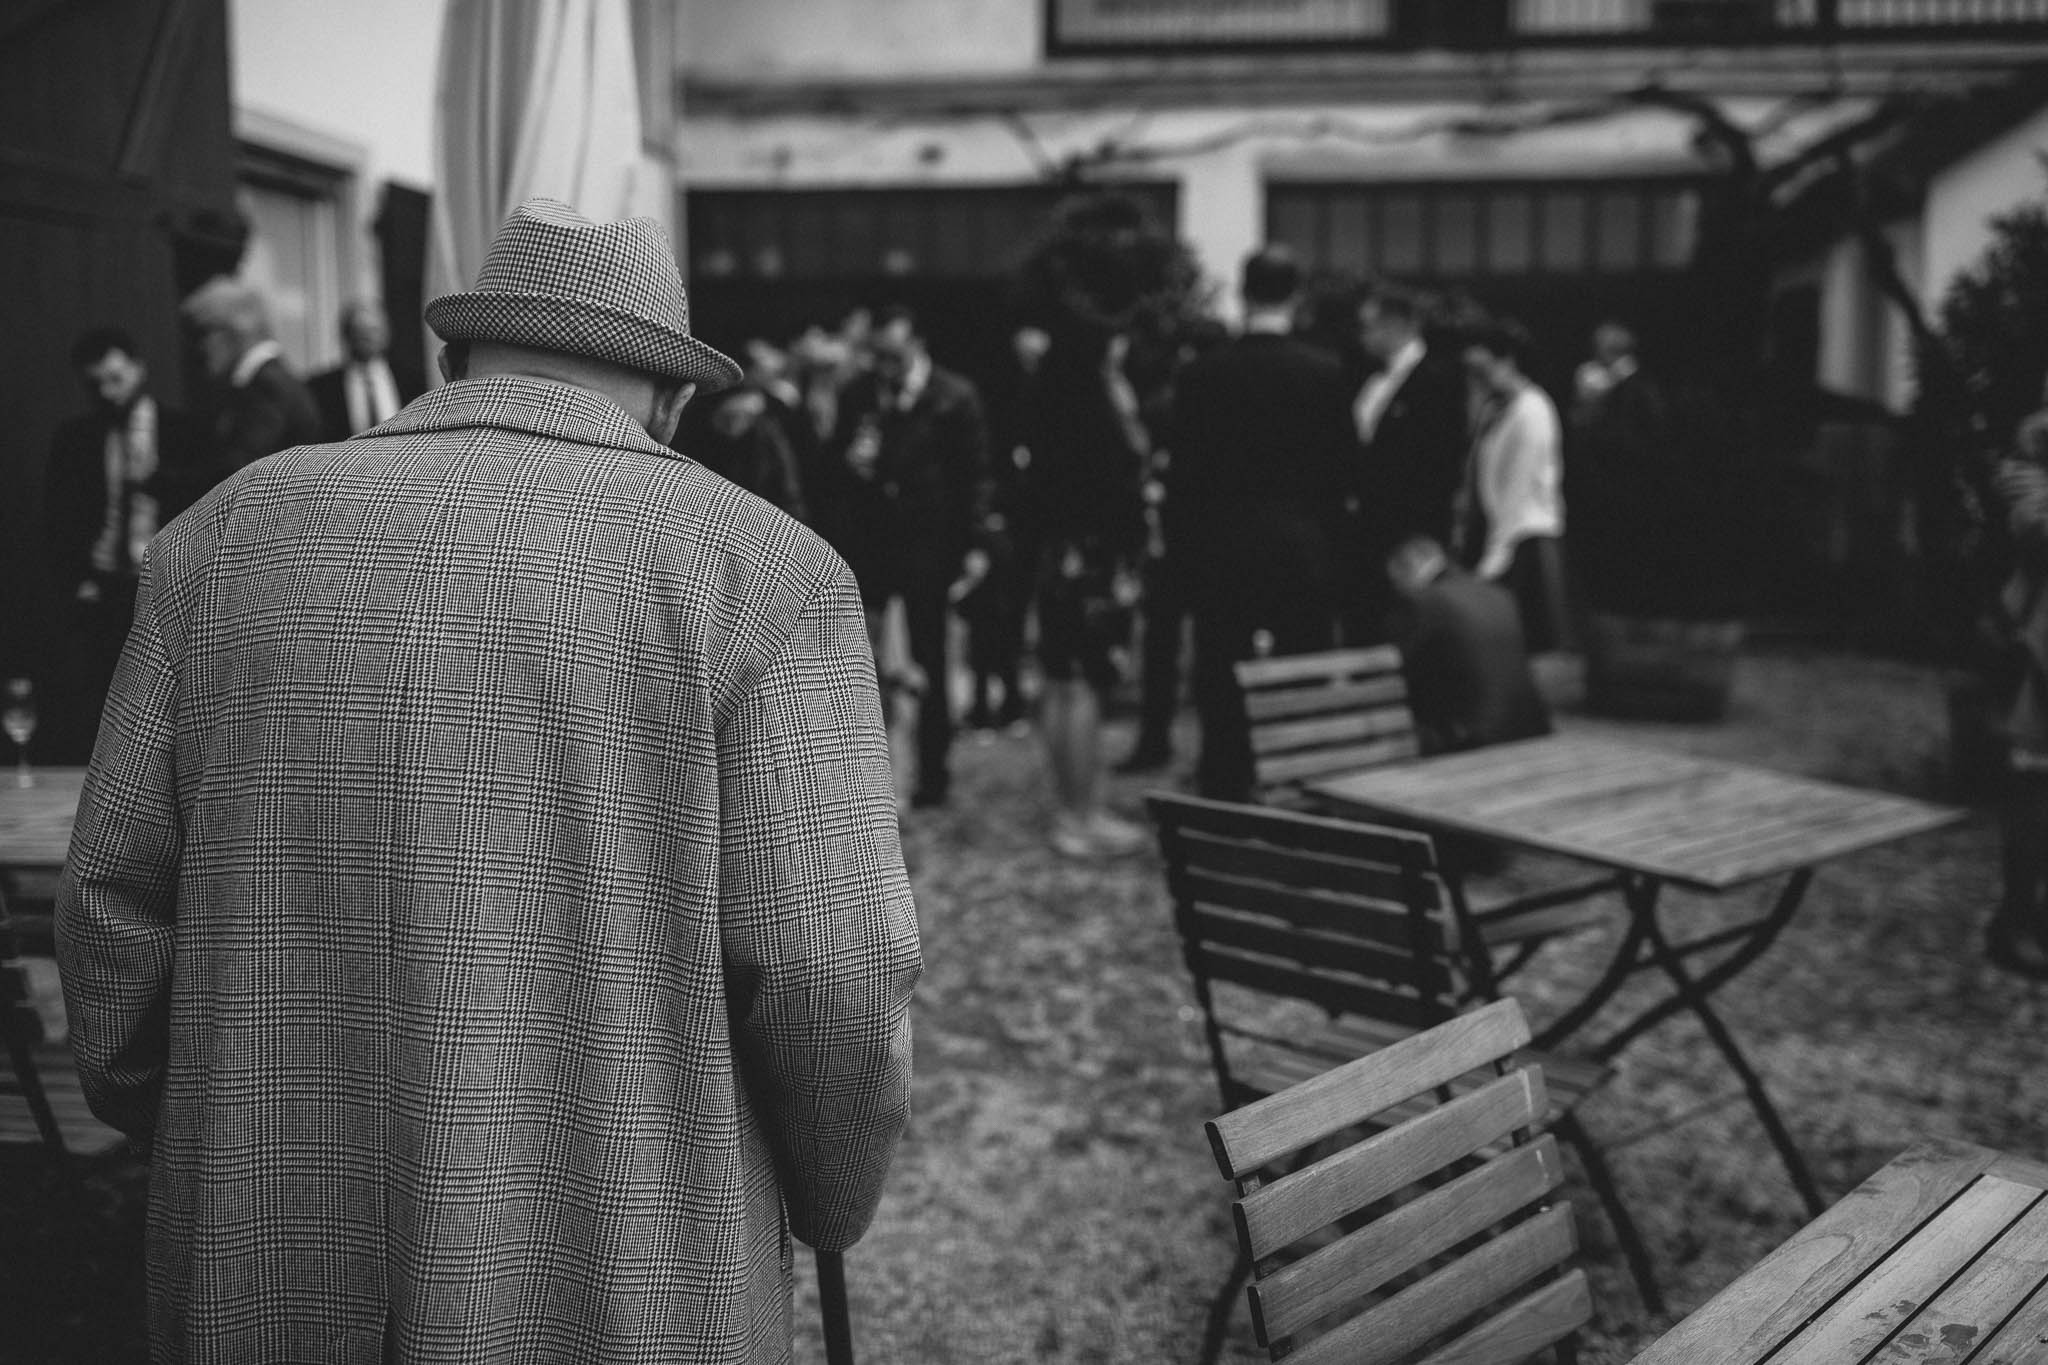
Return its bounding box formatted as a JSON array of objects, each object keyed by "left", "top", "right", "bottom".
[{"left": 370, "top": 375, "right": 678, "bottom": 459}]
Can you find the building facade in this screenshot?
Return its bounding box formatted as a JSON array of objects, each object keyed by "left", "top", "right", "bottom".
[{"left": 672, "top": 0, "right": 2048, "bottom": 409}]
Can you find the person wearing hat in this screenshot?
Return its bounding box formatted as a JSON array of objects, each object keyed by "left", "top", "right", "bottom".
[{"left": 57, "top": 198, "right": 921, "bottom": 1363}]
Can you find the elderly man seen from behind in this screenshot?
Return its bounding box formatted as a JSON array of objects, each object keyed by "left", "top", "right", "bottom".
[
  {"left": 59, "top": 199, "right": 921, "bottom": 1364},
  {"left": 179, "top": 275, "right": 323, "bottom": 486}
]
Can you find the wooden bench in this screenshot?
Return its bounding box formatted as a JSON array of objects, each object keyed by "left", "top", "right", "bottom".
[
  {"left": 1149, "top": 792, "right": 1660, "bottom": 1313},
  {"left": 1207, "top": 998, "right": 1593, "bottom": 1364}
]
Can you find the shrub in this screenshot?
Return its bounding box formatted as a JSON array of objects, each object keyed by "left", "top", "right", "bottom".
[{"left": 1912, "top": 177, "right": 2048, "bottom": 667}]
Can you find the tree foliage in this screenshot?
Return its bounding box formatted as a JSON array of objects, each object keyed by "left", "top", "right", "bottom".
[
  {"left": 1011, "top": 189, "right": 1208, "bottom": 351},
  {"left": 1913, "top": 173, "right": 2048, "bottom": 663}
]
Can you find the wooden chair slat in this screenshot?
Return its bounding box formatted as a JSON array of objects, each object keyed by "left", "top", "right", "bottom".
[
  {"left": 1280, "top": 1204, "right": 1579, "bottom": 1365},
  {"left": 1175, "top": 828, "right": 1453, "bottom": 910},
  {"left": 1244, "top": 675, "right": 1411, "bottom": 722},
  {"left": 1196, "top": 947, "right": 1438, "bottom": 1037},
  {"left": 1251, "top": 707, "right": 1415, "bottom": 757},
  {"left": 1237, "top": 645, "right": 1405, "bottom": 688},
  {"left": 1252, "top": 1135, "right": 1566, "bottom": 1339},
  {"left": 1235, "top": 1070, "right": 1551, "bottom": 1263},
  {"left": 1207, "top": 999, "right": 1530, "bottom": 1179},
  {"left": 1151, "top": 792, "right": 1438, "bottom": 869},
  {"left": 1409, "top": 1270, "right": 1594, "bottom": 1365},
  {"left": 1188, "top": 905, "right": 1455, "bottom": 997},
  {"left": 1257, "top": 736, "right": 1422, "bottom": 788},
  {"left": 1175, "top": 866, "right": 1449, "bottom": 950}
]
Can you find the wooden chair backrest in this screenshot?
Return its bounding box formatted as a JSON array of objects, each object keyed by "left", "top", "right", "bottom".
[
  {"left": 1147, "top": 794, "right": 1473, "bottom": 1098},
  {"left": 1206, "top": 997, "right": 1589, "bottom": 1365},
  {"left": 1234, "top": 646, "right": 1419, "bottom": 804}
]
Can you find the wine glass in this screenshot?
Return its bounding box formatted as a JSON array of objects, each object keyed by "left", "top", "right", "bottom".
[{"left": 3, "top": 677, "right": 36, "bottom": 788}]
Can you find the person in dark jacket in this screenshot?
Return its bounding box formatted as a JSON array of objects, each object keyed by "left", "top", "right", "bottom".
[
  {"left": 674, "top": 383, "right": 810, "bottom": 524},
  {"left": 1168, "top": 246, "right": 1352, "bottom": 801},
  {"left": 1030, "top": 326, "right": 1151, "bottom": 858},
  {"left": 1350, "top": 283, "right": 1470, "bottom": 639},
  {"left": 43, "top": 326, "right": 209, "bottom": 759},
  {"left": 307, "top": 300, "right": 426, "bottom": 441},
  {"left": 1385, "top": 536, "right": 1551, "bottom": 756},
  {"left": 181, "top": 276, "right": 323, "bottom": 485},
  {"left": 824, "top": 306, "right": 997, "bottom": 808}
]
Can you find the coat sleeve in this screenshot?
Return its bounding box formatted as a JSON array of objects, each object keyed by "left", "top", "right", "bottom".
[
  {"left": 718, "top": 558, "right": 921, "bottom": 1253},
  {"left": 54, "top": 555, "right": 184, "bottom": 1145}
]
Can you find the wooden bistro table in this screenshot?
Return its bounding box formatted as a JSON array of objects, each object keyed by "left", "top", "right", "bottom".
[
  {"left": 1631, "top": 1137, "right": 2048, "bottom": 1363},
  {"left": 1308, "top": 733, "right": 1965, "bottom": 1217}
]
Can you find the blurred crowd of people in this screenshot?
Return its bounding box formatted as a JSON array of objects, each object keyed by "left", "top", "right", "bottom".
[{"left": 42, "top": 242, "right": 1676, "bottom": 859}]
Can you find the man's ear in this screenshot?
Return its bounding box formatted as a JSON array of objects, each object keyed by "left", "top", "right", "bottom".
[
  {"left": 436, "top": 347, "right": 460, "bottom": 383},
  {"left": 649, "top": 381, "right": 696, "bottom": 447}
]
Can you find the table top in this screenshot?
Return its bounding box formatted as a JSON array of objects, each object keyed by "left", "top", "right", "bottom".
[
  {"left": 1306, "top": 734, "right": 1965, "bottom": 892},
  {"left": 1630, "top": 1138, "right": 2048, "bottom": 1363},
  {"left": 0, "top": 767, "right": 87, "bottom": 870}
]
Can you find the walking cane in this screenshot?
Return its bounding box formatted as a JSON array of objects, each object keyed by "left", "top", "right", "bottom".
[{"left": 816, "top": 1248, "right": 854, "bottom": 1365}]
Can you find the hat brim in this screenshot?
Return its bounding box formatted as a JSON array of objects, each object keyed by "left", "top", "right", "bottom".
[{"left": 426, "top": 289, "right": 742, "bottom": 391}]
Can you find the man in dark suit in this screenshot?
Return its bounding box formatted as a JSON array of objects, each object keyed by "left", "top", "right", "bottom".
[
  {"left": 181, "top": 277, "right": 324, "bottom": 485},
  {"left": 43, "top": 327, "right": 208, "bottom": 759},
  {"left": 1385, "top": 535, "right": 1551, "bottom": 756},
  {"left": 825, "top": 305, "right": 996, "bottom": 809},
  {"left": 308, "top": 300, "right": 426, "bottom": 440},
  {"left": 1350, "top": 283, "right": 1470, "bottom": 637},
  {"left": 1169, "top": 246, "right": 1353, "bottom": 801}
]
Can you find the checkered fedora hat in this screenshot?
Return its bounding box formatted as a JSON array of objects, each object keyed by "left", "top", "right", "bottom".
[{"left": 426, "top": 198, "right": 740, "bottom": 389}]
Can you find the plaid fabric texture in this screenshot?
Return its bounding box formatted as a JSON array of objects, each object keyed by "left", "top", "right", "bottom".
[
  {"left": 56, "top": 376, "right": 920, "bottom": 1364},
  {"left": 425, "top": 199, "right": 742, "bottom": 389}
]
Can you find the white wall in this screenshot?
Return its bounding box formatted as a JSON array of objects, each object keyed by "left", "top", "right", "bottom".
[
  {"left": 1921, "top": 103, "right": 2048, "bottom": 317},
  {"left": 230, "top": 0, "right": 443, "bottom": 192},
  {"left": 676, "top": 0, "right": 1037, "bottom": 77}
]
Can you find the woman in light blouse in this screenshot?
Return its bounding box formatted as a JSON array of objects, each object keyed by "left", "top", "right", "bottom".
[{"left": 1454, "top": 318, "right": 1571, "bottom": 653}]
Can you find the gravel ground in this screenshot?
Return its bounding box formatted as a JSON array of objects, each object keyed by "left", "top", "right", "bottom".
[{"left": 8, "top": 642, "right": 2043, "bottom": 1363}]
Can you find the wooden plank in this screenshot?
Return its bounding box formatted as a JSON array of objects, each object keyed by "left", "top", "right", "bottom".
[
  {"left": 1616, "top": 785, "right": 1953, "bottom": 867},
  {"left": 1258, "top": 735, "right": 1421, "bottom": 786},
  {"left": 1238, "top": 645, "right": 1404, "bottom": 687},
  {"left": 1687, "top": 806, "right": 1967, "bottom": 887},
  {"left": 1236, "top": 1071, "right": 1550, "bottom": 1263},
  {"left": 1188, "top": 904, "right": 1454, "bottom": 997},
  {"left": 1176, "top": 827, "right": 1445, "bottom": 907},
  {"left": 1198, "top": 944, "right": 1435, "bottom": 1032},
  {"left": 1630, "top": 1140, "right": 2003, "bottom": 1364},
  {"left": 1207, "top": 998, "right": 1530, "bottom": 1179},
  {"left": 1282, "top": 1203, "right": 1578, "bottom": 1365},
  {"left": 1771, "top": 1173, "right": 2042, "bottom": 1363},
  {"left": 1244, "top": 676, "right": 1410, "bottom": 721},
  {"left": 1968, "top": 1276, "right": 2048, "bottom": 1362},
  {"left": 1251, "top": 707, "right": 1413, "bottom": 757},
  {"left": 1150, "top": 792, "right": 1439, "bottom": 872},
  {"left": 1990, "top": 1152, "right": 2048, "bottom": 1190},
  {"left": 1410, "top": 1270, "right": 1592, "bottom": 1365},
  {"left": 1179, "top": 869, "right": 1441, "bottom": 950},
  {"left": 1252, "top": 1135, "right": 1565, "bottom": 1338},
  {"left": 1870, "top": 1192, "right": 2048, "bottom": 1363}
]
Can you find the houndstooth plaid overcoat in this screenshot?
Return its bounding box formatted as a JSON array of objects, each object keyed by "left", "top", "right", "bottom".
[{"left": 56, "top": 376, "right": 922, "bottom": 1364}]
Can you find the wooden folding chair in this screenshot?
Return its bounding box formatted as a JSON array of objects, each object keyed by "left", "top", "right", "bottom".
[
  {"left": 1, "top": 881, "right": 66, "bottom": 1159},
  {"left": 1233, "top": 646, "right": 1615, "bottom": 982},
  {"left": 1206, "top": 997, "right": 1592, "bottom": 1364},
  {"left": 1148, "top": 792, "right": 1660, "bottom": 1314}
]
